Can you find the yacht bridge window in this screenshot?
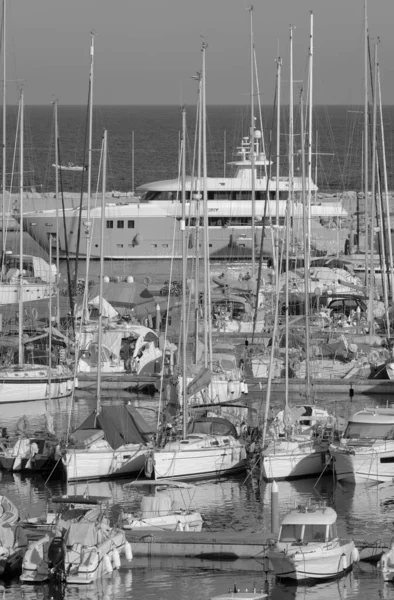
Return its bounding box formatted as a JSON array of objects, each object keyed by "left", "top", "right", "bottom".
[
  {"left": 106, "top": 220, "right": 114, "bottom": 229},
  {"left": 279, "top": 524, "right": 303, "bottom": 543},
  {"left": 343, "top": 422, "right": 394, "bottom": 439}
]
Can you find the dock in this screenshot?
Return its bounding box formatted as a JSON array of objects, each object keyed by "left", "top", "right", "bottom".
[{"left": 125, "top": 529, "right": 270, "bottom": 560}]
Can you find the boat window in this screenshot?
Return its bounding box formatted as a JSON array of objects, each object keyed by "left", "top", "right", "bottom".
[
  {"left": 117, "top": 221, "right": 124, "bottom": 229},
  {"left": 128, "top": 220, "right": 135, "bottom": 229},
  {"left": 303, "top": 524, "right": 327, "bottom": 543},
  {"left": 279, "top": 524, "right": 303, "bottom": 542},
  {"left": 106, "top": 220, "right": 114, "bottom": 229},
  {"left": 328, "top": 523, "right": 338, "bottom": 540},
  {"left": 343, "top": 422, "right": 394, "bottom": 440}
]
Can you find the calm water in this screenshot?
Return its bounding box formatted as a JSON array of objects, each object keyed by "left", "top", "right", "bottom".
[
  {"left": 5, "top": 104, "right": 394, "bottom": 196},
  {"left": 1, "top": 391, "right": 394, "bottom": 599}
]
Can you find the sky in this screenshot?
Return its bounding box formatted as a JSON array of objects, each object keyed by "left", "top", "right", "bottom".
[{"left": 5, "top": 0, "right": 394, "bottom": 105}]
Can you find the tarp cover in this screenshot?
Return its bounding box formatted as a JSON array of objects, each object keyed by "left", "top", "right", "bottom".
[
  {"left": 71, "top": 405, "right": 154, "bottom": 450},
  {"left": 140, "top": 493, "right": 172, "bottom": 518},
  {"left": 64, "top": 522, "right": 105, "bottom": 546}
]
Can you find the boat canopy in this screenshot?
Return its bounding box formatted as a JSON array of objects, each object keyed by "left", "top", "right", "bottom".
[
  {"left": 70, "top": 405, "right": 155, "bottom": 449},
  {"left": 187, "top": 417, "right": 238, "bottom": 438},
  {"left": 281, "top": 506, "right": 337, "bottom": 526}
]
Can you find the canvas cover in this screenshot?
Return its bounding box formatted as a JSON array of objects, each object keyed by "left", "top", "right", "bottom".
[
  {"left": 140, "top": 493, "right": 172, "bottom": 518},
  {"left": 71, "top": 405, "right": 154, "bottom": 450},
  {"left": 64, "top": 522, "right": 103, "bottom": 546}
]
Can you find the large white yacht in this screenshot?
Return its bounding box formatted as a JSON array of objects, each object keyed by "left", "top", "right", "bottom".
[{"left": 21, "top": 135, "right": 346, "bottom": 260}]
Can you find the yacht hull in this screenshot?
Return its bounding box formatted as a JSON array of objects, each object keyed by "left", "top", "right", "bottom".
[
  {"left": 152, "top": 444, "right": 246, "bottom": 480},
  {"left": 62, "top": 446, "right": 148, "bottom": 481},
  {"left": 332, "top": 447, "right": 394, "bottom": 483}
]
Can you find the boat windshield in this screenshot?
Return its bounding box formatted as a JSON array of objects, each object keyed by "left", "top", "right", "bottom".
[
  {"left": 344, "top": 422, "right": 394, "bottom": 440},
  {"left": 279, "top": 524, "right": 303, "bottom": 543},
  {"left": 303, "top": 524, "right": 327, "bottom": 543}
]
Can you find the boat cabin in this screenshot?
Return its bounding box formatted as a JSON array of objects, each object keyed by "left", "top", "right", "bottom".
[
  {"left": 278, "top": 505, "right": 338, "bottom": 546},
  {"left": 187, "top": 417, "right": 238, "bottom": 439},
  {"left": 342, "top": 409, "right": 394, "bottom": 441}
]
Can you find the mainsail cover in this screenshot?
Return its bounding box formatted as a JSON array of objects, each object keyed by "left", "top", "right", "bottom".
[{"left": 70, "top": 405, "right": 155, "bottom": 450}]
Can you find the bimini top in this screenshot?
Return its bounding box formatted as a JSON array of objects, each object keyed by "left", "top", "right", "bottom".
[{"left": 281, "top": 505, "right": 337, "bottom": 526}]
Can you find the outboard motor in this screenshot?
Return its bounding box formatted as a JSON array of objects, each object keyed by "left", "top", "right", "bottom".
[{"left": 48, "top": 536, "right": 66, "bottom": 574}]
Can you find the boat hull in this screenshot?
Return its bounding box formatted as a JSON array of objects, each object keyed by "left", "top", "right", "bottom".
[
  {"left": 261, "top": 440, "right": 328, "bottom": 482},
  {"left": 332, "top": 445, "right": 394, "bottom": 483},
  {"left": 62, "top": 446, "right": 148, "bottom": 481},
  {"left": 267, "top": 540, "right": 357, "bottom": 581},
  {"left": 152, "top": 444, "right": 246, "bottom": 480},
  {"left": 0, "top": 374, "right": 73, "bottom": 404},
  {"left": 123, "top": 512, "right": 203, "bottom": 532}
]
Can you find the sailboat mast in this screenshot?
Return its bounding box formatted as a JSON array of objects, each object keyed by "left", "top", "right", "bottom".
[
  {"left": 249, "top": 5, "right": 256, "bottom": 279},
  {"left": 377, "top": 60, "right": 394, "bottom": 299},
  {"left": 194, "top": 74, "right": 202, "bottom": 364},
  {"left": 97, "top": 129, "right": 107, "bottom": 416},
  {"left": 84, "top": 32, "right": 95, "bottom": 321},
  {"left": 275, "top": 55, "right": 282, "bottom": 267},
  {"left": 202, "top": 41, "right": 212, "bottom": 370},
  {"left": 364, "top": 0, "right": 369, "bottom": 286},
  {"left": 300, "top": 89, "right": 310, "bottom": 389},
  {"left": 18, "top": 89, "right": 24, "bottom": 367},
  {"left": 54, "top": 99, "right": 60, "bottom": 326},
  {"left": 1, "top": 0, "right": 6, "bottom": 271},
  {"left": 181, "top": 107, "right": 187, "bottom": 439},
  {"left": 289, "top": 26, "right": 294, "bottom": 250},
  {"left": 368, "top": 43, "right": 378, "bottom": 332},
  {"left": 307, "top": 11, "right": 313, "bottom": 261}
]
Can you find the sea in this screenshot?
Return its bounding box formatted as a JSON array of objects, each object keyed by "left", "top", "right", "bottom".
[{"left": 2, "top": 105, "right": 394, "bottom": 599}]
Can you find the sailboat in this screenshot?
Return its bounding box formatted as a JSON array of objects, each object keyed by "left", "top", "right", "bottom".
[
  {"left": 260, "top": 19, "right": 337, "bottom": 482},
  {"left": 0, "top": 89, "right": 73, "bottom": 404},
  {"left": 61, "top": 130, "right": 155, "bottom": 481},
  {"left": 148, "top": 48, "right": 247, "bottom": 481}
]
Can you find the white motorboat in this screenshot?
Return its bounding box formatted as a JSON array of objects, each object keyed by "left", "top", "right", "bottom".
[
  {"left": 149, "top": 415, "right": 247, "bottom": 481},
  {"left": 261, "top": 406, "right": 336, "bottom": 481},
  {"left": 121, "top": 480, "right": 203, "bottom": 532},
  {"left": 20, "top": 494, "right": 133, "bottom": 585},
  {"left": 330, "top": 407, "right": 394, "bottom": 483},
  {"left": 266, "top": 503, "right": 359, "bottom": 581},
  {"left": 61, "top": 404, "right": 154, "bottom": 481}
]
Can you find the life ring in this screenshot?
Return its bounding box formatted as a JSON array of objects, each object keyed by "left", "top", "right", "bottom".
[{"left": 145, "top": 455, "right": 154, "bottom": 478}]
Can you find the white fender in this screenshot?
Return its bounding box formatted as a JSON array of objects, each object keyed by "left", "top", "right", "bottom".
[
  {"left": 124, "top": 542, "right": 133, "bottom": 561},
  {"left": 351, "top": 546, "right": 360, "bottom": 564},
  {"left": 112, "top": 548, "right": 121, "bottom": 570},
  {"left": 176, "top": 521, "right": 184, "bottom": 531},
  {"left": 341, "top": 554, "right": 347, "bottom": 571},
  {"left": 184, "top": 522, "right": 190, "bottom": 532},
  {"left": 243, "top": 383, "right": 248, "bottom": 395},
  {"left": 103, "top": 554, "right": 113, "bottom": 574}
]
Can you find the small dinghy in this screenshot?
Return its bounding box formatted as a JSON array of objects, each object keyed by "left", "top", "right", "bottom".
[
  {"left": 266, "top": 502, "right": 359, "bottom": 582},
  {"left": 211, "top": 583, "right": 267, "bottom": 600},
  {"left": 121, "top": 480, "right": 203, "bottom": 532},
  {"left": 20, "top": 495, "right": 132, "bottom": 584}
]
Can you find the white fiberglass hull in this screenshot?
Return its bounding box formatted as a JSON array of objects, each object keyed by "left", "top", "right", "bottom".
[
  {"left": 261, "top": 442, "right": 327, "bottom": 482},
  {"left": 152, "top": 442, "right": 246, "bottom": 480},
  {"left": 63, "top": 446, "right": 148, "bottom": 481},
  {"left": 0, "top": 282, "right": 54, "bottom": 305},
  {"left": 123, "top": 512, "right": 203, "bottom": 532},
  {"left": 332, "top": 445, "right": 394, "bottom": 484},
  {"left": 0, "top": 370, "right": 73, "bottom": 403},
  {"left": 267, "top": 540, "right": 357, "bottom": 581}
]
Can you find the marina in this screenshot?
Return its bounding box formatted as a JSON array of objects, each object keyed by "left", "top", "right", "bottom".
[{"left": 0, "top": 0, "right": 394, "bottom": 599}]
